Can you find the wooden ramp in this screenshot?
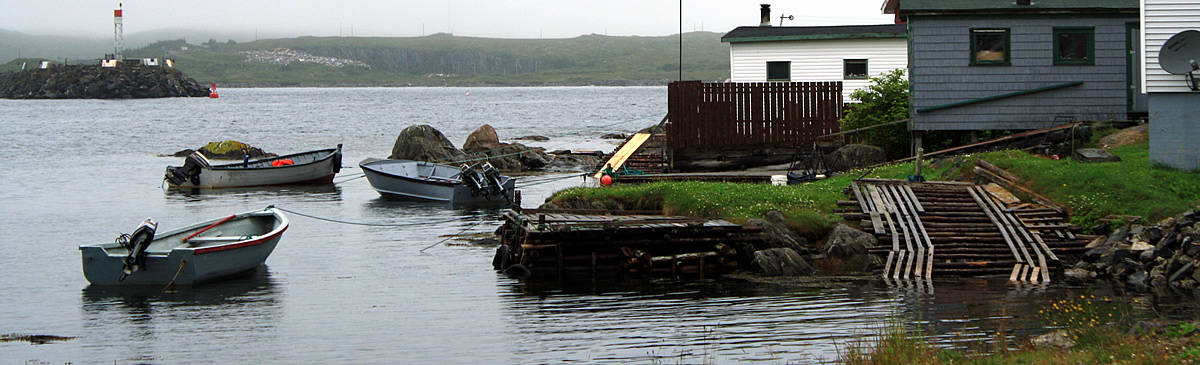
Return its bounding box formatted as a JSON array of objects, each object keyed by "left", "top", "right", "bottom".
[
  {"left": 834, "top": 179, "right": 1096, "bottom": 282},
  {"left": 595, "top": 133, "right": 651, "bottom": 179}
]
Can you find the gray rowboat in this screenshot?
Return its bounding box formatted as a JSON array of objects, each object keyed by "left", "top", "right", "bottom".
[
  {"left": 79, "top": 208, "right": 289, "bottom": 286},
  {"left": 360, "top": 159, "right": 516, "bottom": 206},
  {"left": 165, "top": 145, "right": 342, "bottom": 188}
]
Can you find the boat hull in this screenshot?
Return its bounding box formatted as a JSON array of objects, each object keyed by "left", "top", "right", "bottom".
[
  {"left": 167, "top": 147, "right": 341, "bottom": 189},
  {"left": 360, "top": 159, "right": 515, "bottom": 206},
  {"left": 80, "top": 208, "right": 288, "bottom": 286}
]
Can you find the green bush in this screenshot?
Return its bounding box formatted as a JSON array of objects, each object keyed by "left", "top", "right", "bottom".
[{"left": 841, "top": 68, "right": 910, "bottom": 159}]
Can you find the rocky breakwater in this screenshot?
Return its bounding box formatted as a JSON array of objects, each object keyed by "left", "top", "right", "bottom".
[
  {"left": 389, "top": 124, "right": 602, "bottom": 172},
  {"left": 0, "top": 64, "right": 210, "bottom": 99},
  {"left": 1068, "top": 208, "right": 1200, "bottom": 291}
]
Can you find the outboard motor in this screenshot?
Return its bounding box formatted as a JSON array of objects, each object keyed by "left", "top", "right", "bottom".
[
  {"left": 165, "top": 151, "right": 211, "bottom": 185},
  {"left": 118, "top": 218, "right": 158, "bottom": 282},
  {"left": 460, "top": 164, "right": 487, "bottom": 196},
  {"left": 480, "top": 162, "right": 508, "bottom": 200}
]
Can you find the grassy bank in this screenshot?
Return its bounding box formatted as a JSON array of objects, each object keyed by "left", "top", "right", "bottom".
[
  {"left": 548, "top": 142, "right": 1200, "bottom": 237},
  {"left": 840, "top": 296, "right": 1200, "bottom": 364}
]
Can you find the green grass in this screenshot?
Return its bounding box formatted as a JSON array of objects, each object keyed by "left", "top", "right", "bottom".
[
  {"left": 951, "top": 142, "right": 1200, "bottom": 229},
  {"left": 551, "top": 161, "right": 940, "bottom": 238},
  {"left": 549, "top": 142, "right": 1200, "bottom": 237},
  {"left": 840, "top": 296, "right": 1200, "bottom": 365}
]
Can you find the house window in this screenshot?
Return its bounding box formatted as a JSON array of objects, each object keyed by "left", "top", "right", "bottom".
[
  {"left": 766, "top": 61, "right": 791, "bottom": 81},
  {"left": 1054, "top": 27, "right": 1094, "bottom": 65},
  {"left": 844, "top": 59, "right": 868, "bottom": 80},
  {"left": 970, "top": 28, "right": 1010, "bottom": 66}
]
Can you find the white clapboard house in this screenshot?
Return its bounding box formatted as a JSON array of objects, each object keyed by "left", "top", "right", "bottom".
[
  {"left": 720, "top": 5, "right": 907, "bottom": 103},
  {"left": 1142, "top": 0, "right": 1200, "bottom": 170}
]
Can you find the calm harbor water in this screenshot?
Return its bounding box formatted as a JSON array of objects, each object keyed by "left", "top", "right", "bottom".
[{"left": 0, "top": 87, "right": 1166, "bottom": 363}]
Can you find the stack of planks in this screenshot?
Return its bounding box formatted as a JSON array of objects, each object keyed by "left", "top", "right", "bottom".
[
  {"left": 495, "top": 209, "right": 764, "bottom": 280},
  {"left": 835, "top": 179, "right": 1096, "bottom": 282}
]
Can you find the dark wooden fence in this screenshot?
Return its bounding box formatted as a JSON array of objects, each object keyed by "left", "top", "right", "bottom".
[{"left": 667, "top": 81, "right": 843, "bottom": 150}]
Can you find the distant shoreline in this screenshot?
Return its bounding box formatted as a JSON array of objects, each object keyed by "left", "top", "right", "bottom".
[{"left": 214, "top": 80, "right": 680, "bottom": 88}]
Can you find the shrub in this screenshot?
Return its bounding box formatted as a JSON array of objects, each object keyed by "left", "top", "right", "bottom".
[{"left": 841, "top": 68, "right": 910, "bottom": 159}]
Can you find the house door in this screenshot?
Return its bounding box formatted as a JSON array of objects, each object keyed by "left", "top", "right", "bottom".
[{"left": 1127, "top": 23, "right": 1149, "bottom": 113}]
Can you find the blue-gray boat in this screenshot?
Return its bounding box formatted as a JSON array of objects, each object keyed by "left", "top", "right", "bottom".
[
  {"left": 359, "top": 159, "right": 516, "bottom": 206},
  {"left": 165, "top": 145, "right": 342, "bottom": 189},
  {"left": 80, "top": 207, "right": 289, "bottom": 286}
]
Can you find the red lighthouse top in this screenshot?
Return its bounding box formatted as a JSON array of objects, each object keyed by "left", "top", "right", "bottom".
[{"left": 114, "top": 3, "right": 122, "bottom": 17}]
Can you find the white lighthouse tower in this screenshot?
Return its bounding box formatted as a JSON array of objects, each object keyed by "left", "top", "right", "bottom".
[{"left": 113, "top": 3, "right": 124, "bottom": 60}]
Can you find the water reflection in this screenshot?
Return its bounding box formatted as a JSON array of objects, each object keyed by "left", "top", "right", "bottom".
[
  {"left": 79, "top": 267, "right": 282, "bottom": 363},
  {"left": 163, "top": 184, "right": 343, "bottom": 203}
]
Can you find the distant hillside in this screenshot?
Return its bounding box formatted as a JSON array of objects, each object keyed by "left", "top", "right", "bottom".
[{"left": 118, "top": 32, "right": 730, "bottom": 86}]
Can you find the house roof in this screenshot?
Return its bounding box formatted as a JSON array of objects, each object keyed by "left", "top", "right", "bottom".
[
  {"left": 721, "top": 24, "right": 907, "bottom": 43},
  {"left": 889, "top": 0, "right": 1138, "bottom": 15}
]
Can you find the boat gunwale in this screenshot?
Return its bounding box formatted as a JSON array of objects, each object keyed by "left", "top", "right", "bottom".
[
  {"left": 360, "top": 159, "right": 461, "bottom": 187},
  {"left": 78, "top": 208, "right": 289, "bottom": 256},
  {"left": 204, "top": 147, "right": 339, "bottom": 171}
]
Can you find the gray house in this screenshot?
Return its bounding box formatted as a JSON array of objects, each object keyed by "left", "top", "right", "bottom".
[{"left": 883, "top": 0, "right": 1142, "bottom": 131}]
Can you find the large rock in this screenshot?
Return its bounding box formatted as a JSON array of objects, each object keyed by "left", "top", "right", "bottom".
[
  {"left": 173, "top": 140, "right": 275, "bottom": 159},
  {"left": 823, "top": 222, "right": 882, "bottom": 272},
  {"left": 744, "top": 211, "right": 812, "bottom": 254},
  {"left": 1072, "top": 148, "right": 1121, "bottom": 163},
  {"left": 463, "top": 124, "right": 502, "bottom": 152},
  {"left": 1, "top": 64, "right": 209, "bottom": 99},
  {"left": 751, "top": 248, "right": 815, "bottom": 276},
  {"left": 825, "top": 223, "right": 878, "bottom": 258},
  {"left": 824, "top": 144, "right": 887, "bottom": 172},
  {"left": 389, "top": 125, "right": 469, "bottom": 162}
]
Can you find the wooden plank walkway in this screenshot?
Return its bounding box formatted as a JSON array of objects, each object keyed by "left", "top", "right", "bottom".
[{"left": 835, "top": 179, "right": 1093, "bottom": 282}]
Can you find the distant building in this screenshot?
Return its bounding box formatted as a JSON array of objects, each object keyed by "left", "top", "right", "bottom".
[
  {"left": 140, "top": 58, "right": 160, "bottom": 66},
  {"left": 885, "top": 0, "right": 1142, "bottom": 131},
  {"left": 1142, "top": 0, "right": 1200, "bottom": 169},
  {"left": 722, "top": 5, "right": 907, "bottom": 103},
  {"left": 101, "top": 59, "right": 118, "bottom": 68}
]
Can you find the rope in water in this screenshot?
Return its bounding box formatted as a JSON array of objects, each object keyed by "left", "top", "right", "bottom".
[
  {"left": 517, "top": 172, "right": 591, "bottom": 187},
  {"left": 333, "top": 173, "right": 366, "bottom": 184},
  {"left": 418, "top": 219, "right": 490, "bottom": 253},
  {"left": 271, "top": 206, "right": 476, "bottom": 227}
]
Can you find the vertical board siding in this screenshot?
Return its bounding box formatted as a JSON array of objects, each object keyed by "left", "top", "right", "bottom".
[
  {"left": 1143, "top": 0, "right": 1200, "bottom": 93},
  {"left": 729, "top": 38, "right": 908, "bottom": 102},
  {"left": 666, "top": 81, "right": 843, "bottom": 150},
  {"left": 910, "top": 16, "right": 1136, "bottom": 131}
]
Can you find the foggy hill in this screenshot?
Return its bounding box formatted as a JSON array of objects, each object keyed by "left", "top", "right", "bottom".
[{"left": 4, "top": 30, "right": 731, "bottom": 86}]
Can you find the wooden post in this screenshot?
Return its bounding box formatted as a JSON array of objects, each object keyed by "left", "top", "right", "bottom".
[{"left": 913, "top": 131, "right": 924, "bottom": 178}]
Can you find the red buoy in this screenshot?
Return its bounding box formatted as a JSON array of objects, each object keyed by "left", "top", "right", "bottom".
[
  {"left": 209, "top": 82, "right": 219, "bottom": 98},
  {"left": 600, "top": 174, "right": 613, "bottom": 186}
]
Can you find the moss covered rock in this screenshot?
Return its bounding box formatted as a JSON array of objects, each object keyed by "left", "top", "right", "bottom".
[{"left": 171, "top": 140, "right": 275, "bottom": 159}]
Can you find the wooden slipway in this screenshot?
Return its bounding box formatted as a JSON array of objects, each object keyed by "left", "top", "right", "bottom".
[{"left": 835, "top": 178, "right": 1097, "bottom": 283}]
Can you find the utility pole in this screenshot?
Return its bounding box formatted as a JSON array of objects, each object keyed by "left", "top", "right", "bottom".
[{"left": 679, "top": 0, "right": 682, "bottom": 81}]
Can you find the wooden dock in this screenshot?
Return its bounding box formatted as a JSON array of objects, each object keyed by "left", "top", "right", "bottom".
[
  {"left": 835, "top": 178, "right": 1096, "bottom": 282},
  {"left": 494, "top": 209, "right": 766, "bottom": 280}
]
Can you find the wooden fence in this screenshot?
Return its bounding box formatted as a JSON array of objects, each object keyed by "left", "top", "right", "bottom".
[{"left": 666, "top": 81, "right": 843, "bottom": 151}]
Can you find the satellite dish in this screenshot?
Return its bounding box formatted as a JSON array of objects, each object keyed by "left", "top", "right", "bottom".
[{"left": 1159, "top": 30, "right": 1200, "bottom": 75}]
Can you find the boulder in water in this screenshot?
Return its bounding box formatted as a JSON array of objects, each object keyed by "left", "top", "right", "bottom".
[
  {"left": 171, "top": 140, "right": 275, "bottom": 159},
  {"left": 463, "top": 124, "right": 502, "bottom": 152},
  {"left": 389, "top": 125, "right": 468, "bottom": 163}
]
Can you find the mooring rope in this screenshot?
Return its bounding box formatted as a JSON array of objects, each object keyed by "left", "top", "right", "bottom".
[
  {"left": 333, "top": 173, "right": 366, "bottom": 184},
  {"left": 419, "top": 219, "right": 490, "bottom": 253},
  {"left": 271, "top": 206, "right": 476, "bottom": 227},
  {"left": 162, "top": 259, "right": 187, "bottom": 292},
  {"left": 518, "top": 172, "right": 591, "bottom": 187}
]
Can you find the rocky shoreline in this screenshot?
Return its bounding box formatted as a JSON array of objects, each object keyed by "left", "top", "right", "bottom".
[
  {"left": 389, "top": 124, "right": 604, "bottom": 172},
  {"left": 0, "top": 63, "right": 210, "bottom": 99}
]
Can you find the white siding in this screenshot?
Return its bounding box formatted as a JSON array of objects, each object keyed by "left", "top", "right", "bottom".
[
  {"left": 1142, "top": 0, "right": 1200, "bottom": 93},
  {"left": 728, "top": 37, "right": 908, "bottom": 102}
]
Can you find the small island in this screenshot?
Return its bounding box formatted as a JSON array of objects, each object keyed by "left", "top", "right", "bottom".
[{"left": 0, "top": 61, "right": 210, "bottom": 99}]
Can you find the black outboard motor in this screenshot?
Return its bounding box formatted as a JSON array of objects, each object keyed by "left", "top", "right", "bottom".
[
  {"left": 118, "top": 218, "right": 158, "bottom": 282},
  {"left": 165, "top": 151, "right": 211, "bottom": 185},
  {"left": 480, "top": 162, "right": 507, "bottom": 200},
  {"left": 460, "top": 164, "right": 487, "bottom": 196}
]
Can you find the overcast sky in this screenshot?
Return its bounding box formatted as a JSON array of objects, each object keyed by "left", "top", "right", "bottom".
[{"left": 0, "top": 0, "right": 893, "bottom": 39}]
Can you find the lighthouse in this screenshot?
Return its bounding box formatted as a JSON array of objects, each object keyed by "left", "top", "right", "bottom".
[{"left": 113, "top": 3, "right": 124, "bottom": 60}]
